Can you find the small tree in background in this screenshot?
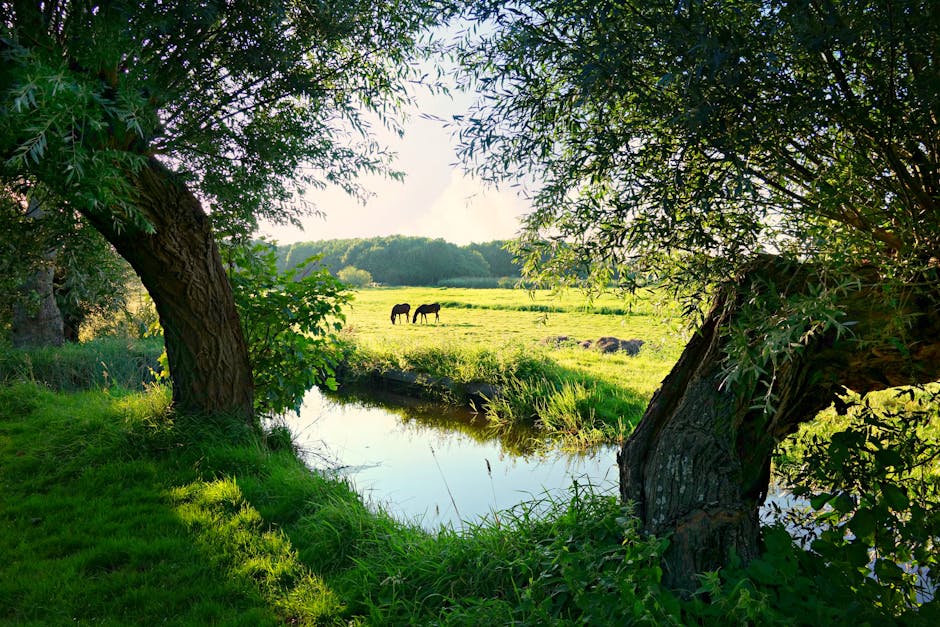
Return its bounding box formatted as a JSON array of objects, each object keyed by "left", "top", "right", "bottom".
[{"left": 337, "top": 265, "right": 373, "bottom": 289}]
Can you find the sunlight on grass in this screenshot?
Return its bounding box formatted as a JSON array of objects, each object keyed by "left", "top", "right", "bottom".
[
  {"left": 333, "top": 286, "right": 688, "bottom": 448},
  {"left": 169, "top": 478, "right": 344, "bottom": 623},
  {"left": 0, "top": 382, "right": 342, "bottom": 625}
]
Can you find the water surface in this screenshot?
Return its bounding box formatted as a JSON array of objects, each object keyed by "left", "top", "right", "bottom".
[
  {"left": 280, "top": 387, "right": 936, "bottom": 602},
  {"left": 280, "top": 387, "right": 619, "bottom": 529}
]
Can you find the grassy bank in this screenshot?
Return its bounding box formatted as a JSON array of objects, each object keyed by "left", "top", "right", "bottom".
[
  {"left": 3, "top": 295, "right": 935, "bottom": 623},
  {"left": 336, "top": 287, "right": 686, "bottom": 447},
  {"left": 0, "top": 381, "right": 680, "bottom": 624},
  {"left": 3, "top": 380, "right": 933, "bottom": 624}
]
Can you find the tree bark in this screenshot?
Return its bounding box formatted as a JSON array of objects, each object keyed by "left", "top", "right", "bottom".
[
  {"left": 11, "top": 198, "right": 64, "bottom": 348},
  {"left": 12, "top": 263, "right": 64, "bottom": 348},
  {"left": 619, "top": 257, "right": 940, "bottom": 594},
  {"left": 82, "top": 158, "right": 254, "bottom": 422}
]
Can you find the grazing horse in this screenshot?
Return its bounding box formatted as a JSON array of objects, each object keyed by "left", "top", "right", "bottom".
[
  {"left": 412, "top": 303, "right": 441, "bottom": 324},
  {"left": 390, "top": 303, "right": 411, "bottom": 324}
]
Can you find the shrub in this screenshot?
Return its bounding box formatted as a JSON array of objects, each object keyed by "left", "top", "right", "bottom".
[
  {"left": 337, "top": 265, "right": 372, "bottom": 288},
  {"left": 437, "top": 276, "right": 501, "bottom": 288},
  {"left": 771, "top": 387, "right": 940, "bottom": 613},
  {"left": 226, "top": 242, "right": 350, "bottom": 417}
]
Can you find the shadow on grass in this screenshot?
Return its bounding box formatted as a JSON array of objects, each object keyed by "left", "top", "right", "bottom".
[{"left": 0, "top": 382, "right": 345, "bottom": 625}]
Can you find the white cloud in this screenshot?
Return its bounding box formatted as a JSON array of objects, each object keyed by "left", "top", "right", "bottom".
[
  {"left": 407, "top": 170, "right": 529, "bottom": 245},
  {"left": 257, "top": 78, "right": 532, "bottom": 246}
]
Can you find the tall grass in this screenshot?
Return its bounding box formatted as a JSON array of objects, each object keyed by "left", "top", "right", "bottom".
[
  {"left": 330, "top": 482, "right": 682, "bottom": 625},
  {"left": 340, "top": 335, "right": 656, "bottom": 447},
  {"left": 335, "top": 286, "right": 684, "bottom": 448},
  {"left": 0, "top": 336, "right": 163, "bottom": 391}
]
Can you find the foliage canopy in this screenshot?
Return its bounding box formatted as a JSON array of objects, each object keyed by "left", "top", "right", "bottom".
[
  {"left": 278, "top": 236, "right": 519, "bottom": 286},
  {"left": 2, "top": 0, "right": 454, "bottom": 417},
  {"left": 1, "top": 0, "right": 450, "bottom": 236},
  {"left": 454, "top": 0, "right": 939, "bottom": 299}
]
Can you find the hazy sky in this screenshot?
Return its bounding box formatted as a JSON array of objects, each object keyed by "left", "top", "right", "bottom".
[{"left": 258, "top": 74, "right": 532, "bottom": 247}]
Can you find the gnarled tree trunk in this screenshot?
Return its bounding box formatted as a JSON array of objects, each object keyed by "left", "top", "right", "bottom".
[
  {"left": 12, "top": 262, "right": 64, "bottom": 348},
  {"left": 619, "top": 257, "right": 940, "bottom": 594},
  {"left": 82, "top": 158, "right": 254, "bottom": 421},
  {"left": 11, "top": 198, "right": 64, "bottom": 348}
]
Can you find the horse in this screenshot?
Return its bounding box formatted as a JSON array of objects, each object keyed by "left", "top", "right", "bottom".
[
  {"left": 412, "top": 303, "right": 440, "bottom": 324},
  {"left": 390, "top": 303, "right": 411, "bottom": 324}
]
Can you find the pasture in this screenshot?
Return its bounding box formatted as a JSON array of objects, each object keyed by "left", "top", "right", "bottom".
[{"left": 336, "top": 287, "right": 689, "bottom": 445}]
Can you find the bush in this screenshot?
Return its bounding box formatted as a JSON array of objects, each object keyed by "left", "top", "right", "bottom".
[
  {"left": 78, "top": 290, "right": 159, "bottom": 341},
  {"left": 436, "top": 276, "right": 498, "bottom": 288},
  {"left": 770, "top": 387, "right": 940, "bottom": 614},
  {"left": 226, "top": 242, "right": 350, "bottom": 417},
  {"left": 337, "top": 265, "right": 372, "bottom": 288},
  {"left": 497, "top": 276, "right": 521, "bottom": 288}
]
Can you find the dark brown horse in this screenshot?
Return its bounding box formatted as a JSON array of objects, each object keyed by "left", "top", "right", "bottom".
[
  {"left": 390, "top": 303, "right": 411, "bottom": 324},
  {"left": 412, "top": 303, "right": 440, "bottom": 324}
]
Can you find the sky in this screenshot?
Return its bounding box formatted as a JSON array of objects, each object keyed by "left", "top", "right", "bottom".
[{"left": 257, "top": 75, "right": 532, "bottom": 247}]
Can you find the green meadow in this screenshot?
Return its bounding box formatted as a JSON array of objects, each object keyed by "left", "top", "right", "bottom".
[
  {"left": 1, "top": 291, "right": 936, "bottom": 624},
  {"left": 336, "top": 287, "right": 688, "bottom": 447}
]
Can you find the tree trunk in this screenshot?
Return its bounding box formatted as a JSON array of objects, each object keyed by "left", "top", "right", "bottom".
[
  {"left": 12, "top": 263, "right": 64, "bottom": 348},
  {"left": 82, "top": 158, "right": 254, "bottom": 422},
  {"left": 11, "top": 198, "right": 64, "bottom": 348},
  {"left": 619, "top": 257, "right": 940, "bottom": 594}
]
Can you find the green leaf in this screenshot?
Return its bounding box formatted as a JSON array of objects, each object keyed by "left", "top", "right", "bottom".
[
  {"left": 849, "top": 508, "right": 876, "bottom": 543},
  {"left": 874, "top": 448, "right": 903, "bottom": 470},
  {"left": 881, "top": 484, "right": 909, "bottom": 511},
  {"left": 810, "top": 492, "right": 833, "bottom": 510},
  {"left": 832, "top": 493, "right": 856, "bottom": 514}
]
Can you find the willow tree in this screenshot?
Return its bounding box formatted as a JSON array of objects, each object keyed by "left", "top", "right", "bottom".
[
  {"left": 455, "top": 0, "right": 940, "bottom": 591},
  {"left": 1, "top": 0, "right": 446, "bottom": 420}
]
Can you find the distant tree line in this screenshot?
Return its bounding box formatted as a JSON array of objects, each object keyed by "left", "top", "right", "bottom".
[{"left": 276, "top": 236, "right": 521, "bottom": 286}]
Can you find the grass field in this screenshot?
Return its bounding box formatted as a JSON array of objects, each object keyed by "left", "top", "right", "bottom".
[
  {"left": 335, "top": 287, "right": 689, "bottom": 446},
  {"left": 2, "top": 288, "right": 935, "bottom": 624}
]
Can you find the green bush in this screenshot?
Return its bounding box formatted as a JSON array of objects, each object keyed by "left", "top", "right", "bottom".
[
  {"left": 771, "top": 387, "right": 940, "bottom": 614},
  {"left": 227, "top": 242, "right": 349, "bottom": 417},
  {"left": 437, "top": 276, "right": 500, "bottom": 288},
  {"left": 79, "top": 290, "right": 159, "bottom": 341},
  {"left": 436, "top": 276, "right": 522, "bottom": 288},
  {"left": 337, "top": 265, "right": 372, "bottom": 288}
]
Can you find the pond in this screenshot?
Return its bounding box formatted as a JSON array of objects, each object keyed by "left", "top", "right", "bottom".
[
  {"left": 281, "top": 386, "right": 800, "bottom": 528},
  {"left": 278, "top": 386, "right": 620, "bottom": 530}
]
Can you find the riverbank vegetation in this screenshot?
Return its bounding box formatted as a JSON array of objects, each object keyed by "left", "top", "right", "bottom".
[
  {"left": 277, "top": 236, "right": 521, "bottom": 287},
  {"left": 333, "top": 286, "right": 686, "bottom": 448},
  {"left": 3, "top": 0, "right": 938, "bottom": 617},
  {"left": 2, "top": 348, "right": 935, "bottom": 624}
]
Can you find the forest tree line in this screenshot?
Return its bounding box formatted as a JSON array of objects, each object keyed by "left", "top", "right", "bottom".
[{"left": 276, "top": 236, "right": 521, "bottom": 286}]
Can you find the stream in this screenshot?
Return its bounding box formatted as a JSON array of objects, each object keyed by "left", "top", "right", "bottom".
[
  {"left": 278, "top": 386, "right": 620, "bottom": 529},
  {"left": 278, "top": 386, "right": 802, "bottom": 531},
  {"left": 279, "top": 386, "right": 935, "bottom": 602}
]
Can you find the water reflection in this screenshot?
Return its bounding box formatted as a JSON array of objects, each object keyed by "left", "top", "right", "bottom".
[
  {"left": 279, "top": 386, "right": 619, "bottom": 530},
  {"left": 278, "top": 390, "right": 936, "bottom": 603}
]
